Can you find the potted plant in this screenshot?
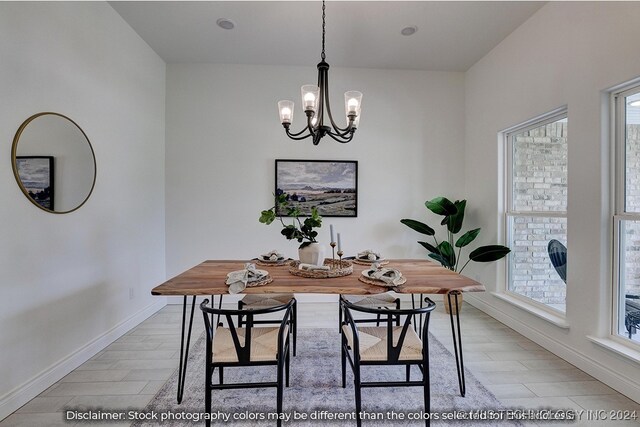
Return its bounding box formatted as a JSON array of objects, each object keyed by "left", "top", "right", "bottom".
[
  {"left": 260, "top": 191, "right": 325, "bottom": 265},
  {"left": 401, "top": 196, "right": 511, "bottom": 312}
]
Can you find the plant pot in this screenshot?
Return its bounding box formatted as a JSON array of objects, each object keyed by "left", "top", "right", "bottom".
[
  {"left": 444, "top": 293, "right": 463, "bottom": 315},
  {"left": 298, "top": 242, "right": 326, "bottom": 266}
]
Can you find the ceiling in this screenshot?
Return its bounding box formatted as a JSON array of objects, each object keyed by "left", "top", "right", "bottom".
[{"left": 111, "top": 1, "right": 544, "bottom": 72}]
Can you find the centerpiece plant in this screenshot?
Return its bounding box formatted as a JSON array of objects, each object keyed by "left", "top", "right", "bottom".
[
  {"left": 259, "top": 191, "right": 322, "bottom": 249},
  {"left": 401, "top": 197, "right": 510, "bottom": 273}
]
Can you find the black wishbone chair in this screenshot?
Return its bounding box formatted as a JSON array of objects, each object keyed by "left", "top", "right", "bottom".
[
  {"left": 200, "top": 298, "right": 294, "bottom": 427},
  {"left": 340, "top": 295, "right": 436, "bottom": 427},
  {"left": 238, "top": 294, "right": 298, "bottom": 356},
  {"left": 338, "top": 293, "right": 401, "bottom": 332}
]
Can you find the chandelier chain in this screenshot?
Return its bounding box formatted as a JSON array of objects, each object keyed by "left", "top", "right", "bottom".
[{"left": 321, "top": 0, "right": 326, "bottom": 60}]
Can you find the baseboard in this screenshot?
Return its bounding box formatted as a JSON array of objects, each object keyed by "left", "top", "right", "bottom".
[
  {"left": 465, "top": 294, "right": 640, "bottom": 404},
  {"left": 0, "top": 298, "right": 167, "bottom": 421}
]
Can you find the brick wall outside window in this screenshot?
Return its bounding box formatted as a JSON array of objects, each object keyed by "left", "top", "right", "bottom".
[{"left": 509, "top": 121, "right": 567, "bottom": 306}]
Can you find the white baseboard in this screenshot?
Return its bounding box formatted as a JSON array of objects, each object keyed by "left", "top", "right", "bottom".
[
  {"left": 0, "top": 299, "right": 167, "bottom": 421},
  {"left": 465, "top": 295, "right": 640, "bottom": 404}
]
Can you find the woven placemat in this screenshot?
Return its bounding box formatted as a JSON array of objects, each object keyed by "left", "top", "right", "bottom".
[
  {"left": 244, "top": 275, "right": 273, "bottom": 288},
  {"left": 358, "top": 274, "right": 406, "bottom": 287},
  {"left": 289, "top": 259, "right": 353, "bottom": 279},
  {"left": 352, "top": 258, "right": 389, "bottom": 266},
  {"left": 252, "top": 258, "right": 293, "bottom": 267}
]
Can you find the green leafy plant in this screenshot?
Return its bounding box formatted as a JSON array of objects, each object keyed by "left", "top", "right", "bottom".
[
  {"left": 259, "top": 191, "right": 322, "bottom": 249},
  {"left": 401, "top": 196, "right": 510, "bottom": 273}
]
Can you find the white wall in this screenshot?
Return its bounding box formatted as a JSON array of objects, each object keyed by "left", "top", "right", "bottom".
[
  {"left": 0, "top": 2, "right": 166, "bottom": 418},
  {"left": 165, "top": 64, "right": 465, "bottom": 290},
  {"left": 464, "top": 2, "right": 640, "bottom": 401}
]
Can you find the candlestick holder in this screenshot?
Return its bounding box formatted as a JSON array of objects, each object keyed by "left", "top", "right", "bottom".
[
  {"left": 337, "top": 250, "right": 344, "bottom": 265},
  {"left": 330, "top": 242, "right": 337, "bottom": 269}
]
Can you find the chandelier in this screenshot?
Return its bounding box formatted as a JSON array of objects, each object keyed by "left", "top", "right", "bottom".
[{"left": 277, "top": 1, "right": 362, "bottom": 145}]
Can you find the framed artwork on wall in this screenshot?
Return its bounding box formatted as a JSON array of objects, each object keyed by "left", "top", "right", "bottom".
[
  {"left": 275, "top": 159, "right": 358, "bottom": 217},
  {"left": 15, "top": 156, "right": 55, "bottom": 210}
]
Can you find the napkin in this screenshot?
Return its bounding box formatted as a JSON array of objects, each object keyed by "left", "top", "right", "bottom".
[
  {"left": 298, "top": 263, "right": 330, "bottom": 271},
  {"left": 358, "top": 249, "right": 381, "bottom": 261},
  {"left": 367, "top": 262, "right": 403, "bottom": 285},
  {"left": 260, "top": 249, "right": 283, "bottom": 261},
  {"left": 226, "top": 263, "right": 266, "bottom": 294}
]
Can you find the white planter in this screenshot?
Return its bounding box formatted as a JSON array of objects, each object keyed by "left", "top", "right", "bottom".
[{"left": 298, "top": 242, "right": 326, "bottom": 266}]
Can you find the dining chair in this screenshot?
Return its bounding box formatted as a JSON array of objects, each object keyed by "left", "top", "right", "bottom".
[
  {"left": 238, "top": 294, "right": 297, "bottom": 356},
  {"left": 548, "top": 239, "right": 640, "bottom": 337},
  {"left": 547, "top": 239, "right": 567, "bottom": 283},
  {"left": 200, "top": 298, "right": 294, "bottom": 427},
  {"left": 625, "top": 295, "right": 640, "bottom": 338},
  {"left": 340, "top": 295, "right": 436, "bottom": 427},
  {"left": 337, "top": 293, "right": 401, "bottom": 332}
]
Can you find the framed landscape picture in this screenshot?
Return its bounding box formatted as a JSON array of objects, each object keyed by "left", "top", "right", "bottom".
[
  {"left": 16, "top": 156, "right": 55, "bottom": 210},
  {"left": 275, "top": 159, "right": 358, "bottom": 217}
]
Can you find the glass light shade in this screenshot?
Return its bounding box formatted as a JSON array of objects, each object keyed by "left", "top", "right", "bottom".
[
  {"left": 301, "top": 85, "right": 320, "bottom": 112},
  {"left": 278, "top": 100, "right": 294, "bottom": 124},
  {"left": 344, "top": 91, "right": 363, "bottom": 116}
]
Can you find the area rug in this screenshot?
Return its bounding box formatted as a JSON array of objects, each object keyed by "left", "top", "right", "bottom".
[{"left": 133, "top": 329, "right": 522, "bottom": 426}]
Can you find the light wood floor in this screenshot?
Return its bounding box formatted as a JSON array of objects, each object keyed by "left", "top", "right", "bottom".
[{"left": 1, "top": 301, "right": 639, "bottom": 426}]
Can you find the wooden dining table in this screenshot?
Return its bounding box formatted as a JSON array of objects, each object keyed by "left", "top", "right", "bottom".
[{"left": 151, "top": 259, "right": 485, "bottom": 403}]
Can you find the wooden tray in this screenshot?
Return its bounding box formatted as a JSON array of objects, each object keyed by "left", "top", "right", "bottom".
[{"left": 289, "top": 259, "right": 353, "bottom": 279}]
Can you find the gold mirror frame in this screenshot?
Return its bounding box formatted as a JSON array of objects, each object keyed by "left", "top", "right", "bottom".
[{"left": 11, "top": 112, "right": 97, "bottom": 214}]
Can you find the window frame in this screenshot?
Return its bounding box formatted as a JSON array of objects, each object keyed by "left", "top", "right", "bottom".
[
  {"left": 502, "top": 107, "right": 569, "bottom": 315},
  {"left": 612, "top": 83, "right": 640, "bottom": 346}
]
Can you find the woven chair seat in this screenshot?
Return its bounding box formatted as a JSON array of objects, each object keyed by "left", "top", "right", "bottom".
[
  {"left": 344, "top": 293, "right": 397, "bottom": 308},
  {"left": 342, "top": 325, "right": 423, "bottom": 361},
  {"left": 240, "top": 294, "right": 295, "bottom": 308},
  {"left": 213, "top": 326, "right": 286, "bottom": 363}
]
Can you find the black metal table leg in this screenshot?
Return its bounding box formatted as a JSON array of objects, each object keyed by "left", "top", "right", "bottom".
[
  {"left": 447, "top": 291, "right": 466, "bottom": 397},
  {"left": 177, "top": 295, "right": 196, "bottom": 404}
]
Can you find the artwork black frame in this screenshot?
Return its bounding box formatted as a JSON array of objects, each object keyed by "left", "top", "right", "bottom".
[
  {"left": 275, "top": 159, "right": 358, "bottom": 217},
  {"left": 15, "top": 156, "right": 55, "bottom": 211}
]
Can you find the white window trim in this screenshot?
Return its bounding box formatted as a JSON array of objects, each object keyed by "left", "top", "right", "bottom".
[
  {"left": 612, "top": 82, "right": 640, "bottom": 349},
  {"left": 499, "top": 107, "right": 568, "bottom": 319}
]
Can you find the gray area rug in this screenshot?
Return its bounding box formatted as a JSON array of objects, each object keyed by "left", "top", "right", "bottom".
[{"left": 133, "top": 329, "right": 521, "bottom": 426}]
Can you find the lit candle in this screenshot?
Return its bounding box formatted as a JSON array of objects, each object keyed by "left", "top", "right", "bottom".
[
  {"left": 330, "top": 224, "right": 335, "bottom": 243},
  {"left": 337, "top": 233, "right": 342, "bottom": 252}
]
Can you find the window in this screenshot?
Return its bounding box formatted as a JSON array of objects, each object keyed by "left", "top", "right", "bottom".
[
  {"left": 614, "top": 83, "right": 640, "bottom": 344},
  {"left": 505, "top": 110, "right": 568, "bottom": 312}
]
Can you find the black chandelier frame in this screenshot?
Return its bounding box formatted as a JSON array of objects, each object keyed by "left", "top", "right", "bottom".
[{"left": 280, "top": 1, "right": 359, "bottom": 145}]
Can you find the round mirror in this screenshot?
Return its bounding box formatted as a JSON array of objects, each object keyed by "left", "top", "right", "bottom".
[{"left": 11, "top": 112, "right": 96, "bottom": 214}]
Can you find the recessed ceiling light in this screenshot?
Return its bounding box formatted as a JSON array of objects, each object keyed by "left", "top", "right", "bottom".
[
  {"left": 629, "top": 100, "right": 640, "bottom": 107},
  {"left": 401, "top": 26, "right": 418, "bottom": 36},
  {"left": 217, "top": 18, "right": 235, "bottom": 30}
]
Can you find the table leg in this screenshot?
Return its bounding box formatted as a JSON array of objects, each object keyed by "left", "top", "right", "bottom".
[
  {"left": 447, "top": 291, "right": 466, "bottom": 397},
  {"left": 177, "top": 295, "right": 196, "bottom": 404}
]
